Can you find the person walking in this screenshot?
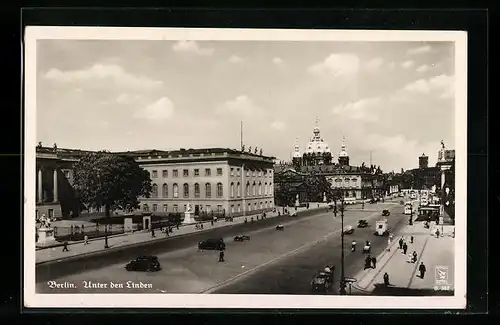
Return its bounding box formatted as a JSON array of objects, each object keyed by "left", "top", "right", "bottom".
[
  {"left": 62, "top": 241, "right": 69, "bottom": 252},
  {"left": 371, "top": 256, "right": 377, "bottom": 269},
  {"left": 84, "top": 235, "right": 89, "bottom": 245},
  {"left": 403, "top": 242, "right": 408, "bottom": 255},
  {"left": 211, "top": 220, "right": 214, "bottom": 226},
  {"left": 218, "top": 249, "right": 225, "bottom": 262},
  {"left": 412, "top": 251, "right": 418, "bottom": 263},
  {"left": 399, "top": 237, "right": 404, "bottom": 250},
  {"left": 410, "top": 235, "right": 414, "bottom": 244},
  {"left": 383, "top": 272, "right": 390, "bottom": 287},
  {"left": 419, "top": 262, "right": 427, "bottom": 279},
  {"left": 364, "top": 255, "right": 372, "bottom": 270}
]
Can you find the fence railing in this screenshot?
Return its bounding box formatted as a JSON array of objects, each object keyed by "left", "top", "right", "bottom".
[{"left": 48, "top": 224, "right": 125, "bottom": 242}]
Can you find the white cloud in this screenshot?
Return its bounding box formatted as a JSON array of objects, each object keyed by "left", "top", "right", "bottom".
[
  {"left": 308, "top": 53, "right": 360, "bottom": 77},
  {"left": 228, "top": 55, "right": 245, "bottom": 63},
  {"left": 270, "top": 121, "right": 286, "bottom": 131},
  {"left": 44, "top": 64, "right": 163, "bottom": 90},
  {"left": 403, "top": 74, "right": 453, "bottom": 97},
  {"left": 416, "top": 65, "right": 430, "bottom": 73},
  {"left": 364, "top": 57, "right": 384, "bottom": 71},
  {"left": 332, "top": 97, "right": 381, "bottom": 122},
  {"left": 407, "top": 45, "right": 432, "bottom": 56},
  {"left": 273, "top": 57, "right": 284, "bottom": 65},
  {"left": 216, "top": 95, "right": 265, "bottom": 117},
  {"left": 172, "top": 41, "right": 214, "bottom": 56},
  {"left": 133, "top": 97, "right": 175, "bottom": 122},
  {"left": 401, "top": 60, "right": 415, "bottom": 69},
  {"left": 116, "top": 93, "right": 142, "bottom": 104},
  {"left": 389, "top": 62, "right": 396, "bottom": 70}
]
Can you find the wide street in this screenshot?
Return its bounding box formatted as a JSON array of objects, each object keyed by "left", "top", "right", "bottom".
[{"left": 37, "top": 200, "right": 405, "bottom": 294}]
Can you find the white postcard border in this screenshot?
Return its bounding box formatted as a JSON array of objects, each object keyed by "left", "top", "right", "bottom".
[{"left": 23, "top": 27, "right": 468, "bottom": 309}]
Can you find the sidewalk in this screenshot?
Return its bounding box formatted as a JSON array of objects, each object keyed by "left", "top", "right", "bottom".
[
  {"left": 351, "top": 221, "right": 455, "bottom": 295},
  {"left": 36, "top": 203, "right": 328, "bottom": 264}
]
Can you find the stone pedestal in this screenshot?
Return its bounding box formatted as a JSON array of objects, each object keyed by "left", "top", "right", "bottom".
[
  {"left": 37, "top": 227, "right": 56, "bottom": 244},
  {"left": 183, "top": 212, "right": 194, "bottom": 224}
]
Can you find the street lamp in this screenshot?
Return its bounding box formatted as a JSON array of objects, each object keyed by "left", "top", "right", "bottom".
[
  {"left": 409, "top": 204, "right": 413, "bottom": 226},
  {"left": 334, "top": 195, "right": 347, "bottom": 295}
]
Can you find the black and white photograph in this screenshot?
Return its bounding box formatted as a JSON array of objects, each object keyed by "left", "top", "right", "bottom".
[{"left": 24, "top": 27, "right": 467, "bottom": 309}]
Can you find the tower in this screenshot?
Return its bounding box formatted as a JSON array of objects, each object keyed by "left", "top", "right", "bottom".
[
  {"left": 419, "top": 153, "right": 429, "bottom": 169},
  {"left": 304, "top": 118, "right": 332, "bottom": 166},
  {"left": 292, "top": 138, "right": 302, "bottom": 168},
  {"left": 338, "top": 136, "right": 350, "bottom": 166}
]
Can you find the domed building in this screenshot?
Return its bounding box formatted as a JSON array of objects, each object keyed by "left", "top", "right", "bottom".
[{"left": 301, "top": 119, "right": 333, "bottom": 166}]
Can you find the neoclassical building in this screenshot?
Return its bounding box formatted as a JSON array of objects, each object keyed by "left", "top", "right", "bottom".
[{"left": 35, "top": 145, "right": 275, "bottom": 219}]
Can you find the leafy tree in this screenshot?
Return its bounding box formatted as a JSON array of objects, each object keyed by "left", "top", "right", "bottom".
[
  {"left": 72, "top": 151, "right": 153, "bottom": 217},
  {"left": 303, "top": 173, "right": 333, "bottom": 202},
  {"left": 274, "top": 182, "right": 296, "bottom": 207}
]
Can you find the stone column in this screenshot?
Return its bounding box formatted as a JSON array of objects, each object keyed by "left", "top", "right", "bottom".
[
  {"left": 37, "top": 168, "right": 43, "bottom": 203},
  {"left": 53, "top": 168, "right": 58, "bottom": 202}
]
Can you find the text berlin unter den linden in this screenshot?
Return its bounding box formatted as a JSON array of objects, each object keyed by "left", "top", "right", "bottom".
[{"left": 46, "top": 280, "right": 153, "bottom": 290}]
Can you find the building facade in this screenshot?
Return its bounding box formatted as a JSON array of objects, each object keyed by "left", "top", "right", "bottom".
[{"left": 132, "top": 148, "right": 275, "bottom": 218}]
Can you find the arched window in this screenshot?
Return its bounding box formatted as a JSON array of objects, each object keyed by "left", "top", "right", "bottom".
[
  {"left": 237, "top": 182, "right": 241, "bottom": 197},
  {"left": 152, "top": 184, "right": 158, "bottom": 197},
  {"left": 183, "top": 183, "right": 189, "bottom": 197},
  {"left": 252, "top": 182, "right": 256, "bottom": 196},
  {"left": 246, "top": 182, "right": 250, "bottom": 196},
  {"left": 217, "top": 183, "right": 223, "bottom": 197},
  {"left": 162, "top": 183, "right": 168, "bottom": 197},
  {"left": 269, "top": 182, "right": 273, "bottom": 194},
  {"left": 194, "top": 183, "right": 200, "bottom": 198},
  {"left": 259, "top": 182, "right": 262, "bottom": 195},
  {"left": 230, "top": 182, "right": 235, "bottom": 198},
  {"left": 264, "top": 182, "right": 268, "bottom": 195},
  {"left": 205, "top": 183, "right": 212, "bottom": 197},
  {"left": 143, "top": 204, "right": 149, "bottom": 212},
  {"left": 173, "top": 183, "right": 179, "bottom": 198}
]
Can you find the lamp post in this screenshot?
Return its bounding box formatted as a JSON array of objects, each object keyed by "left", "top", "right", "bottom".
[
  {"left": 333, "top": 192, "right": 347, "bottom": 295},
  {"left": 409, "top": 204, "right": 413, "bottom": 226}
]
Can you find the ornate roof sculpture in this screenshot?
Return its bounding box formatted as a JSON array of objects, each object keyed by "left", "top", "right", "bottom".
[
  {"left": 292, "top": 137, "right": 302, "bottom": 158},
  {"left": 305, "top": 117, "right": 331, "bottom": 155}
]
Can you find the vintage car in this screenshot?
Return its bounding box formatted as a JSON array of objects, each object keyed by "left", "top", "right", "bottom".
[
  {"left": 125, "top": 256, "right": 162, "bottom": 272},
  {"left": 369, "top": 198, "right": 377, "bottom": 204},
  {"left": 357, "top": 219, "right": 368, "bottom": 228},
  {"left": 233, "top": 234, "right": 251, "bottom": 242},
  {"left": 342, "top": 225, "right": 354, "bottom": 235},
  {"left": 310, "top": 272, "right": 333, "bottom": 293},
  {"left": 382, "top": 209, "right": 390, "bottom": 216},
  {"left": 198, "top": 238, "right": 226, "bottom": 250},
  {"left": 276, "top": 224, "right": 284, "bottom": 231}
]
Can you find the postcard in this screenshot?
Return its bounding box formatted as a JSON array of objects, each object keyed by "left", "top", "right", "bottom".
[{"left": 24, "top": 26, "right": 467, "bottom": 309}]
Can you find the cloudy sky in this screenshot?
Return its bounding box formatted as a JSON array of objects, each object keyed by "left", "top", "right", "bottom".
[{"left": 36, "top": 40, "right": 455, "bottom": 171}]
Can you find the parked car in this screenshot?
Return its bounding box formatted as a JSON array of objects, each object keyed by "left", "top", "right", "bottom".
[
  {"left": 369, "top": 198, "right": 377, "bottom": 204},
  {"left": 198, "top": 238, "right": 226, "bottom": 250},
  {"left": 234, "top": 234, "right": 250, "bottom": 242},
  {"left": 276, "top": 224, "right": 284, "bottom": 231},
  {"left": 357, "top": 219, "right": 368, "bottom": 228},
  {"left": 125, "top": 256, "right": 161, "bottom": 272},
  {"left": 382, "top": 209, "right": 390, "bottom": 216}
]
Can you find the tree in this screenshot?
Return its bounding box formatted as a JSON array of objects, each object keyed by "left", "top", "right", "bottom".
[
  {"left": 303, "top": 173, "right": 333, "bottom": 202},
  {"left": 72, "top": 151, "right": 153, "bottom": 217},
  {"left": 274, "top": 182, "right": 295, "bottom": 207}
]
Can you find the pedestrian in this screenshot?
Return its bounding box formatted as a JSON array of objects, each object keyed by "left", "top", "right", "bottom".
[
  {"left": 435, "top": 229, "right": 440, "bottom": 238},
  {"left": 403, "top": 242, "right": 408, "bottom": 255},
  {"left": 419, "top": 262, "right": 427, "bottom": 278},
  {"left": 364, "top": 255, "right": 372, "bottom": 269},
  {"left": 383, "top": 272, "right": 390, "bottom": 287},
  {"left": 211, "top": 220, "right": 214, "bottom": 226},
  {"left": 152, "top": 228, "right": 155, "bottom": 238},
  {"left": 410, "top": 235, "right": 414, "bottom": 244},
  {"left": 84, "top": 235, "right": 88, "bottom": 245},
  {"left": 412, "top": 251, "right": 418, "bottom": 263},
  {"left": 371, "top": 256, "right": 377, "bottom": 269},
  {"left": 200, "top": 223, "right": 204, "bottom": 230},
  {"left": 62, "top": 241, "right": 69, "bottom": 252},
  {"left": 399, "top": 238, "right": 404, "bottom": 249},
  {"left": 387, "top": 237, "right": 391, "bottom": 251},
  {"left": 219, "top": 249, "right": 225, "bottom": 262}
]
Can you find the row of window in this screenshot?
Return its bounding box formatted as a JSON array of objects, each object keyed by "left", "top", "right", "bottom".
[
  {"left": 151, "top": 168, "right": 223, "bottom": 178},
  {"left": 151, "top": 183, "right": 223, "bottom": 198},
  {"left": 150, "top": 181, "right": 274, "bottom": 199},
  {"left": 143, "top": 201, "right": 274, "bottom": 213},
  {"left": 150, "top": 167, "right": 273, "bottom": 179},
  {"left": 333, "top": 177, "right": 359, "bottom": 182}
]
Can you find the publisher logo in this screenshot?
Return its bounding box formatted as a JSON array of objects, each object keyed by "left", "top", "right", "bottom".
[{"left": 435, "top": 266, "right": 448, "bottom": 286}]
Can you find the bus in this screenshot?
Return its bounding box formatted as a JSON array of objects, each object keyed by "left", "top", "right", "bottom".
[{"left": 404, "top": 202, "right": 413, "bottom": 215}]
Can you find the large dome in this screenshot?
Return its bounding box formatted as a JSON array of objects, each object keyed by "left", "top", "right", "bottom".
[{"left": 305, "top": 122, "right": 331, "bottom": 154}]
